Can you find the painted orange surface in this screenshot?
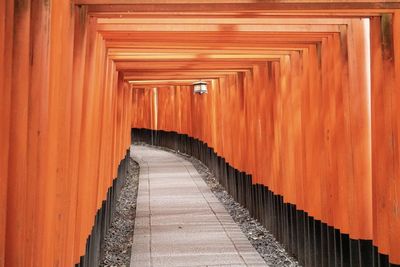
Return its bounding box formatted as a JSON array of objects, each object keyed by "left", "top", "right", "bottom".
[
  {"left": 0, "top": 2, "right": 133, "bottom": 266},
  {"left": 370, "top": 12, "right": 400, "bottom": 263},
  {"left": 392, "top": 11, "right": 400, "bottom": 264},
  {"left": 0, "top": 1, "right": 12, "bottom": 266},
  {"left": 128, "top": 16, "right": 399, "bottom": 266},
  {"left": 0, "top": 1, "right": 400, "bottom": 266}
]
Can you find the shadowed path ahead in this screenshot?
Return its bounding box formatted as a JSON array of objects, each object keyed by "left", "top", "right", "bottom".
[{"left": 130, "top": 145, "right": 267, "bottom": 267}]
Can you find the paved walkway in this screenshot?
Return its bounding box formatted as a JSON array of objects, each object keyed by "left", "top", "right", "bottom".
[{"left": 130, "top": 145, "right": 267, "bottom": 267}]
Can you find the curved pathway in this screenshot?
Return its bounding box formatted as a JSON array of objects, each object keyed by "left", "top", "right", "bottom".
[{"left": 130, "top": 145, "right": 267, "bottom": 267}]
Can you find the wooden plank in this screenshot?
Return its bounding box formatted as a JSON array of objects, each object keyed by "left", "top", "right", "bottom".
[
  {"left": 26, "top": 1, "right": 51, "bottom": 266},
  {"left": 371, "top": 13, "right": 400, "bottom": 263},
  {"left": 5, "top": 1, "right": 31, "bottom": 265},
  {"left": 391, "top": 10, "right": 400, "bottom": 264},
  {"left": 84, "top": 2, "right": 400, "bottom": 13},
  {"left": 345, "top": 18, "right": 373, "bottom": 241},
  {"left": 73, "top": 16, "right": 99, "bottom": 258},
  {"left": 69, "top": 5, "right": 88, "bottom": 263},
  {"left": 0, "top": 1, "right": 13, "bottom": 266}
]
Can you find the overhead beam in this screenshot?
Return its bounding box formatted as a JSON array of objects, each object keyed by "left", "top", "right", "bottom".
[{"left": 83, "top": 2, "right": 400, "bottom": 13}]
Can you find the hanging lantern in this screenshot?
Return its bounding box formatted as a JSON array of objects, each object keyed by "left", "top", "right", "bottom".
[{"left": 193, "top": 80, "right": 208, "bottom": 95}]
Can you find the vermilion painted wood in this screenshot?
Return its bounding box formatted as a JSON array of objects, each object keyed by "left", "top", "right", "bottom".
[
  {"left": 371, "top": 14, "right": 392, "bottom": 256},
  {"left": 76, "top": 0, "right": 400, "bottom": 5},
  {"left": 127, "top": 15, "right": 386, "bottom": 254},
  {"left": 93, "top": 36, "right": 107, "bottom": 210},
  {"left": 85, "top": 2, "right": 400, "bottom": 14},
  {"left": 27, "top": 2, "right": 51, "bottom": 266},
  {"left": 0, "top": 2, "right": 133, "bottom": 266},
  {"left": 1, "top": 1, "right": 400, "bottom": 266},
  {"left": 0, "top": 1, "right": 12, "bottom": 266},
  {"left": 69, "top": 5, "right": 88, "bottom": 263},
  {"left": 51, "top": 2, "right": 76, "bottom": 265},
  {"left": 347, "top": 19, "right": 373, "bottom": 241},
  {"left": 73, "top": 15, "right": 97, "bottom": 259},
  {"left": 370, "top": 13, "right": 400, "bottom": 262},
  {"left": 97, "top": 58, "right": 113, "bottom": 205},
  {"left": 392, "top": 12, "right": 400, "bottom": 264},
  {"left": 5, "top": 1, "right": 31, "bottom": 265}
]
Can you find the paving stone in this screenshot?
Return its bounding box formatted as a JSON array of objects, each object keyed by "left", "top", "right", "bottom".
[{"left": 130, "top": 145, "right": 267, "bottom": 267}]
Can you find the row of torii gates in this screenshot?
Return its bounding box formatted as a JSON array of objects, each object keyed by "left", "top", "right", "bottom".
[{"left": 0, "top": 1, "right": 400, "bottom": 266}]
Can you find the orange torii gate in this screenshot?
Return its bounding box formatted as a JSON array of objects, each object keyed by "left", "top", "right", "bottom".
[{"left": 0, "top": 1, "right": 399, "bottom": 266}]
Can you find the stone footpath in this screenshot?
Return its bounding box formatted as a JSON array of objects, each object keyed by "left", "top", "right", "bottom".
[{"left": 130, "top": 145, "right": 267, "bottom": 267}]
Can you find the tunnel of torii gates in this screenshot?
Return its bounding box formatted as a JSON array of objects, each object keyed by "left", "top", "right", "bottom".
[{"left": 1, "top": 0, "right": 400, "bottom": 266}]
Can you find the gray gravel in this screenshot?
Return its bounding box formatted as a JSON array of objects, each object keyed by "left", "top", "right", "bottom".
[
  {"left": 186, "top": 155, "right": 300, "bottom": 267},
  {"left": 100, "top": 159, "right": 139, "bottom": 267},
  {"left": 136, "top": 143, "right": 299, "bottom": 267}
]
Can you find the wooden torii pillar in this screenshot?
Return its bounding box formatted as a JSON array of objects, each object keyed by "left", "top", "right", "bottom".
[{"left": 0, "top": 1, "right": 400, "bottom": 266}]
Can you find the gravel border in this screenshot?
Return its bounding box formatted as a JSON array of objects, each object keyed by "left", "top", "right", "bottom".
[
  {"left": 135, "top": 143, "right": 300, "bottom": 267},
  {"left": 186, "top": 155, "right": 300, "bottom": 267},
  {"left": 100, "top": 159, "right": 140, "bottom": 267}
]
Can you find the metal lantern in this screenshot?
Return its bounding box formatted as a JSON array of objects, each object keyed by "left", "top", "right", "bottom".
[{"left": 193, "top": 80, "right": 208, "bottom": 94}]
